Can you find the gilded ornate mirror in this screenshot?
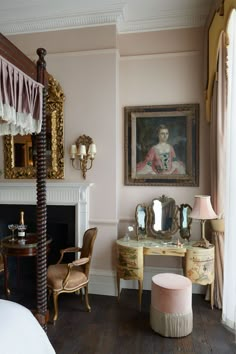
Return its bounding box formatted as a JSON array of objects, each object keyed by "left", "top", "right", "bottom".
[
  {"left": 4, "top": 74, "right": 64, "bottom": 179},
  {"left": 149, "top": 195, "right": 179, "bottom": 239},
  {"left": 135, "top": 204, "right": 148, "bottom": 239},
  {"left": 178, "top": 204, "right": 192, "bottom": 241}
]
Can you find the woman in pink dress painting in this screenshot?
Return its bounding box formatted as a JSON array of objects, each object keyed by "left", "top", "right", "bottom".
[{"left": 136, "top": 124, "right": 185, "bottom": 175}]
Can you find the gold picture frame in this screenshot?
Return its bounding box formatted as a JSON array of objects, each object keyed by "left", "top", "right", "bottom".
[
  {"left": 4, "top": 74, "right": 65, "bottom": 179},
  {"left": 124, "top": 104, "right": 199, "bottom": 186}
]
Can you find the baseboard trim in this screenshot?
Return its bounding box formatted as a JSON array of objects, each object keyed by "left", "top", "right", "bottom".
[
  {"left": 89, "top": 267, "right": 205, "bottom": 296},
  {"left": 89, "top": 269, "right": 117, "bottom": 296}
]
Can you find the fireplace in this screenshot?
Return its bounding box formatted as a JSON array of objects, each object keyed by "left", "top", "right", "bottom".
[
  {"left": 0, "top": 204, "right": 76, "bottom": 265},
  {"left": 0, "top": 182, "right": 92, "bottom": 292},
  {"left": 0, "top": 182, "right": 92, "bottom": 249}
]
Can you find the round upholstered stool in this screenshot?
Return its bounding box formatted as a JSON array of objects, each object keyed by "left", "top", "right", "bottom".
[{"left": 150, "top": 273, "right": 193, "bottom": 337}]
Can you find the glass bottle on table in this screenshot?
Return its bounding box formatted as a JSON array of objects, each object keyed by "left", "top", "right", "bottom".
[
  {"left": 19, "top": 211, "right": 24, "bottom": 225},
  {"left": 18, "top": 211, "right": 27, "bottom": 238}
]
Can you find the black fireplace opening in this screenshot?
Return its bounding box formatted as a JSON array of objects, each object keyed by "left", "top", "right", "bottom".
[{"left": 0, "top": 204, "right": 76, "bottom": 292}]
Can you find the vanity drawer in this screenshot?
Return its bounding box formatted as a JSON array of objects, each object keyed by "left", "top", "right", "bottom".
[
  {"left": 143, "top": 246, "right": 186, "bottom": 257},
  {"left": 117, "top": 244, "right": 143, "bottom": 280},
  {"left": 186, "top": 246, "right": 215, "bottom": 285}
]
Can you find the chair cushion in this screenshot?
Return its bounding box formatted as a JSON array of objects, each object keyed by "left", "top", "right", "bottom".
[{"left": 47, "top": 264, "right": 88, "bottom": 291}]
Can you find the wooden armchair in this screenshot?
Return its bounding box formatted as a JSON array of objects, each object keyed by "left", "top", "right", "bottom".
[{"left": 47, "top": 227, "right": 97, "bottom": 323}]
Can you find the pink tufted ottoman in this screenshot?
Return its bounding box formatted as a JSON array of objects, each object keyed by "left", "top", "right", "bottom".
[{"left": 150, "top": 273, "right": 193, "bottom": 337}]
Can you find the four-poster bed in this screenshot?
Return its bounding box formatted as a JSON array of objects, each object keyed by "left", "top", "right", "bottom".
[{"left": 0, "top": 33, "right": 49, "bottom": 329}]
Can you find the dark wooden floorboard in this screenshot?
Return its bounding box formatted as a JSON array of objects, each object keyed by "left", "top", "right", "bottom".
[
  {"left": 1, "top": 283, "right": 236, "bottom": 354},
  {"left": 46, "top": 289, "right": 236, "bottom": 354}
]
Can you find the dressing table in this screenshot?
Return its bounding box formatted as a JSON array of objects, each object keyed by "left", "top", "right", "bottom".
[
  {"left": 116, "top": 238, "right": 215, "bottom": 310},
  {"left": 116, "top": 196, "right": 215, "bottom": 310}
]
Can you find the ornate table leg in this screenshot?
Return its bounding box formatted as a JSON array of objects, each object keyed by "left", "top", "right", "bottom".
[
  {"left": 210, "top": 280, "right": 214, "bottom": 309},
  {"left": 3, "top": 255, "right": 10, "bottom": 298},
  {"left": 117, "top": 272, "right": 120, "bottom": 302},
  {"left": 138, "top": 279, "right": 143, "bottom": 312}
]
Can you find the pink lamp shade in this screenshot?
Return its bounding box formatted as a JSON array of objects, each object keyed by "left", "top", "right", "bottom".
[{"left": 189, "top": 195, "right": 217, "bottom": 220}]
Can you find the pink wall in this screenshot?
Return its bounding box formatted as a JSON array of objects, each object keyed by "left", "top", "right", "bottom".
[
  {"left": 3, "top": 26, "right": 119, "bottom": 272},
  {"left": 0, "top": 26, "right": 211, "bottom": 277},
  {"left": 118, "top": 28, "right": 211, "bottom": 269}
]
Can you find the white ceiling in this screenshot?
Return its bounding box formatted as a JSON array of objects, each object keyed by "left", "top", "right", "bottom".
[{"left": 0, "top": 0, "right": 214, "bottom": 35}]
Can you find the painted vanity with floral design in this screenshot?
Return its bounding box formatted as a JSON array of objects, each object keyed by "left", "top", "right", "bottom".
[
  {"left": 185, "top": 246, "right": 214, "bottom": 307},
  {"left": 116, "top": 238, "right": 215, "bottom": 310}
]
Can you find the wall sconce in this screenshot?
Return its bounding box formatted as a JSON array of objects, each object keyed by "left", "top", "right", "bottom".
[{"left": 70, "top": 134, "right": 96, "bottom": 179}]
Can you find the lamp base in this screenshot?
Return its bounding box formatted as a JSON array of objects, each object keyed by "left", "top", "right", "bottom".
[{"left": 193, "top": 239, "right": 211, "bottom": 248}]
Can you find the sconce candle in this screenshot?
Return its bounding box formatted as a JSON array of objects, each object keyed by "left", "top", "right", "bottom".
[
  {"left": 70, "top": 134, "right": 96, "bottom": 179},
  {"left": 88, "top": 143, "right": 96, "bottom": 154},
  {"left": 70, "top": 144, "right": 77, "bottom": 155},
  {"left": 79, "top": 144, "right": 86, "bottom": 157}
]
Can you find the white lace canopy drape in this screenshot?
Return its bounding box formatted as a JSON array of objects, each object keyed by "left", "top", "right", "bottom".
[{"left": 0, "top": 55, "right": 43, "bottom": 136}]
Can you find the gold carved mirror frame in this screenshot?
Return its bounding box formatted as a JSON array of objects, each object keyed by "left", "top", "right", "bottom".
[
  {"left": 178, "top": 203, "right": 192, "bottom": 241},
  {"left": 148, "top": 195, "right": 179, "bottom": 240},
  {"left": 135, "top": 203, "right": 148, "bottom": 239},
  {"left": 4, "top": 74, "right": 65, "bottom": 179}
]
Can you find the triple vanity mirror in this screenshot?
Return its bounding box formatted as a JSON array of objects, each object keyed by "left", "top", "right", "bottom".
[
  {"left": 135, "top": 204, "right": 148, "bottom": 238},
  {"left": 178, "top": 203, "right": 192, "bottom": 241},
  {"left": 4, "top": 74, "right": 65, "bottom": 179},
  {"left": 135, "top": 195, "right": 192, "bottom": 240}
]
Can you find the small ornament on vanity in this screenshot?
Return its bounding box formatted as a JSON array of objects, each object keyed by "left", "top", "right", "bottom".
[
  {"left": 17, "top": 211, "right": 27, "bottom": 238},
  {"left": 177, "top": 238, "right": 183, "bottom": 248},
  {"left": 124, "top": 225, "right": 134, "bottom": 242}
]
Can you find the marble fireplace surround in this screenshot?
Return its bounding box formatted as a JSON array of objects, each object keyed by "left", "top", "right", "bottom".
[{"left": 0, "top": 182, "right": 92, "bottom": 247}]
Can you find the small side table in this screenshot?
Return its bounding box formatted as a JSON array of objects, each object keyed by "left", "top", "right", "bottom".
[{"left": 1, "top": 234, "right": 52, "bottom": 298}]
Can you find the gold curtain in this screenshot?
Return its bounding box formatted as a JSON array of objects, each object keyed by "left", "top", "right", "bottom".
[
  {"left": 205, "top": 0, "right": 236, "bottom": 121},
  {"left": 209, "top": 32, "right": 227, "bottom": 309},
  {"left": 206, "top": 0, "right": 236, "bottom": 308}
]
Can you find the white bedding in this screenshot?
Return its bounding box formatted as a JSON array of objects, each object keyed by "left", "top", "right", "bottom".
[{"left": 0, "top": 300, "right": 55, "bottom": 354}]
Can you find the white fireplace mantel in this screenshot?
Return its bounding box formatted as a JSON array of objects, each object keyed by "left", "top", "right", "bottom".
[{"left": 0, "top": 182, "right": 92, "bottom": 246}]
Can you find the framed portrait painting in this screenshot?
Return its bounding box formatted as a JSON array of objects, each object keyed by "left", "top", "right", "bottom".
[{"left": 124, "top": 104, "right": 199, "bottom": 186}]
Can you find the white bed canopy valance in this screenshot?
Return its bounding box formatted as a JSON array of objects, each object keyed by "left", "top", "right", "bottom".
[{"left": 0, "top": 55, "right": 43, "bottom": 136}]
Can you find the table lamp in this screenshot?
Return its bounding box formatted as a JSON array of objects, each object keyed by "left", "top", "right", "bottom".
[{"left": 189, "top": 195, "right": 217, "bottom": 248}]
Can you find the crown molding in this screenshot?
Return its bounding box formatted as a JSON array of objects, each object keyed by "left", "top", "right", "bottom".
[
  {"left": 118, "top": 7, "right": 209, "bottom": 33},
  {"left": 0, "top": 2, "right": 212, "bottom": 35},
  {"left": 0, "top": 4, "right": 125, "bottom": 35}
]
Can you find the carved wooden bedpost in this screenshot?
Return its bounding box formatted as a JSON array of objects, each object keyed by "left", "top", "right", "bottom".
[{"left": 36, "top": 48, "right": 48, "bottom": 330}]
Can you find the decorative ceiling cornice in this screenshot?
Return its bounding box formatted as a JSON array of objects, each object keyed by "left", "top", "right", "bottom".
[
  {"left": 118, "top": 8, "right": 209, "bottom": 33},
  {"left": 0, "top": 1, "right": 212, "bottom": 35},
  {"left": 0, "top": 5, "right": 125, "bottom": 35}
]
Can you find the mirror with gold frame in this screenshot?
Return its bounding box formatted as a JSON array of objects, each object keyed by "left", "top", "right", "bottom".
[
  {"left": 4, "top": 74, "right": 65, "bottom": 179},
  {"left": 148, "top": 195, "right": 179, "bottom": 239},
  {"left": 135, "top": 203, "right": 148, "bottom": 239},
  {"left": 178, "top": 203, "right": 192, "bottom": 241}
]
